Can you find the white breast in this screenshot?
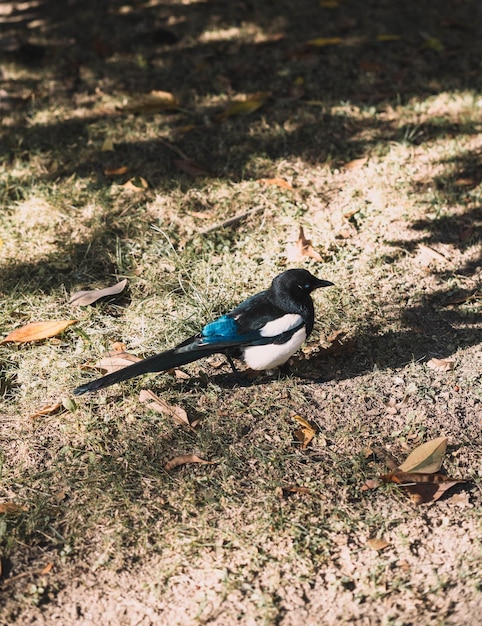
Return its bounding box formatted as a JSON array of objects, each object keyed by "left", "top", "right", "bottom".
[
  {"left": 242, "top": 326, "right": 307, "bottom": 370},
  {"left": 259, "top": 314, "right": 303, "bottom": 337}
]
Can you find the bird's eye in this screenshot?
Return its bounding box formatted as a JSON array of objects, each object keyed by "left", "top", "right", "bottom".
[{"left": 297, "top": 283, "right": 310, "bottom": 290}]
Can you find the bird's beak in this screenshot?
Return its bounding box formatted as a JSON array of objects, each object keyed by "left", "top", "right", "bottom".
[{"left": 313, "top": 278, "right": 334, "bottom": 289}]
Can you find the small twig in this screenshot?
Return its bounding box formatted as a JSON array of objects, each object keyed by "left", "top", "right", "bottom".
[
  {"left": 158, "top": 136, "right": 190, "bottom": 161},
  {"left": 195, "top": 206, "right": 266, "bottom": 237}
]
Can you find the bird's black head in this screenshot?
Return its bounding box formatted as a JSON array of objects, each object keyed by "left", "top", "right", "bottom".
[{"left": 270, "top": 268, "right": 333, "bottom": 308}]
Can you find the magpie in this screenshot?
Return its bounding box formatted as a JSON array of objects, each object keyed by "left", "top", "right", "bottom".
[{"left": 73, "top": 268, "right": 333, "bottom": 395}]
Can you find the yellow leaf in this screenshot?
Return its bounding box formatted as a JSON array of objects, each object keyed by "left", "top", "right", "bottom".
[
  {"left": 307, "top": 37, "right": 342, "bottom": 47},
  {"left": 377, "top": 34, "right": 401, "bottom": 42},
  {"left": 122, "top": 90, "right": 179, "bottom": 113},
  {"left": 164, "top": 454, "right": 215, "bottom": 471},
  {"left": 91, "top": 351, "right": 142, "bottom": 375},
  {"left": 293, "top": 414, "right": 318, "bottom": 449},
  {"left": 219, "top": 94, "right": 268, "bottom": 119},
  {"left": 320, "top": 0, "right": 340, "bottom": 8},
  {"left": 101, "top": 138, "right": 115, "bottom": 152},
  {"left": 398, "top": 437, "right": 448, "bottom": 473},
  {"left": 423, "top": 36, "right": 444, "bottom": 52},
  {"left": 1, "top": 320, "right": 78, "bottom": 344},
  {"left": 285, "top": 225, "right": 323, "bottom": 263}
]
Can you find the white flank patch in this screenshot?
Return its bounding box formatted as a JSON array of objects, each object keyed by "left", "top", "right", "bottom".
[
  {"left": 242, "top": 327, "right": 307, "bottom": 370},
  {"left": 259, "top": 314, "right": 303, "bottom": 337}
]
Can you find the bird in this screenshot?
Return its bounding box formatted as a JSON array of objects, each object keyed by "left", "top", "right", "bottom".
[{"left": 73, "top": 268, "right": 333, "bottom": 395}]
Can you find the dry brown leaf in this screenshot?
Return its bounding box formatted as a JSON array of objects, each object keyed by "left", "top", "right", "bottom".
[
  {"left": 382, "top": 471, "right": 467, "bottom": 504},
  {"left": 307, "top": 37, "right": 342, "bottom": 47},
  {"left": 29, "top": 402, "right": 65, "bottom": 420},
  {"left": 416, "top": 243, "right": 449, "bottom": 266},
  {"left": 164, "top": 454, "right": 215, "bottom": 471},
  {"left": 366, "top": 538, "right": 390, "bottom": 551},
  {"left": 398, "top": 436, "right": 448, "bottom": 473},
  {"left": 1, "top": 320, "right": 78, "bottom": 344},
  {"left": 122, "top": 90, "right": 178, "bottom": 113},
  {"left": 426, "top": 357, "right": 455, "bottom": 372},
  {"left": 69, "top": 279, "right": 128, "bottom": 306},
  {"left": 281, "top": 485, "right": 311, "bottom": 498},
  {"left": 286, "top": 225, "right": 323, "bottom": 263},
  {"left": 293, "top": 414, "right": 318, "bottom": 449},
  {"left": 257, "top": 177, "right": 293, "bottom": 189},
  {"left": 40, "top": 562, "right": 54, "bottom": 575},
  {"left": 91, "top": 351, "right": 142, "bottom": 374},
  {"left": 139, "top": 389, "right": 192, "bottom": 427},
  {"left": 104, "top": 165, "right": 129, "bottom": 176},
  {"left": 218, "top": 93, "right": 267, "bottom": 119},
  {"left": 119, "top": 177, "right": 148, "bottom": 192},
  {"left": 174, "top": 159, "right": 211, "bottom": 177},
  {"left": 0, "top": 502, "right": 28, "bottom": 514}
]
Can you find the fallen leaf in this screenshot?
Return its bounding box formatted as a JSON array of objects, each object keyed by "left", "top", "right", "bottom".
[
  {"left": 104, "top": 165, "right": 129, "bottom": 176},
  {"left": 90, "top": 351, "right": 142, "bottom": 375},
  {"left": 1, "top": 320, "right": 78, "bottom": 344},
  {"left": 69, "top": 279, "right": 128, "bottom": 306},
  {"left": 366, "top": 538, "right": 390, "bottom": 551},
  {"left": 174, "top": 159, "right": 211, "bottom": 177},
  {"left": 361, "top": 478, "right": 380, "bottom": 491},
  {"left": 376, "top": 34, "right": 401, "bottom": 42},
  {"left": 164, "top": 454, "right": 215, "bottom": 471},
  {"left": 398, "top": 436, "right": 448, "bottom": 473},
  {"left": 101, "top": 138, "right": 115, "bottom": 152},
  {"left": 139, "top": 389, "right": 194, "bottom": 427},
  {"left": 122, "top": 90, "right": 179, "bottom": 113},
  {"left": 281, "top": 485, "right": 311, "bottom": 498},
  {"left": 286, "top": 225, "right": 323, "bottom": 263},
  {"left": 293, "top": 414, "right": 318, "bottom": 449},
  {"left": 119, "top": 176, "right": 148, "bottom": 191},
  {"left": 416, "top": 243, "right": 449, "bottom": 266},
  {"left": 0, "top": 502, "right": 28, "bottom": 514},
  {"left": 427, "top": 357, "right": 455, "bottom": 372},
  {"left": 29, "top": 402, "right": 65, "bottom": 420},
  {"left": 257, "top": 177, "right": 293, "bottom": 189},
  {"left": 218, "top": 93, "right": 267, "bottom": 119},
  {"left": 382, "top": 471, "right": 467, "bottom": 504},
  {"left": 422, "top": 36, "right": 444, "bottom": 52},
  {"left": 344, "top": 157, "right": 368, "bottom": 170},
  {"left": 40, "top": 562, "right": 54, "bottom": 574},
  {"left": 307, "top": 37, "right": 342, "bottom": 47}
]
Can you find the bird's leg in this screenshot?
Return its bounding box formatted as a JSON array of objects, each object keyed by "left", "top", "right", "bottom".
[{"left": 225, "top": 354, "right": 239, "bottom": 374}]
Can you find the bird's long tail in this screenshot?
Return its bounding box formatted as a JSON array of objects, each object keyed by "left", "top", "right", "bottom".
[{"left": 73, "top": 345, "right": 218, "bottom": 395}]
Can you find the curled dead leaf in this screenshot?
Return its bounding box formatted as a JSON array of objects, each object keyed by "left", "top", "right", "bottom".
[
  {"left": 139, "top": 389, "right": 195, "bottom": 427},
  {"left": 1, "top": 320, "right": 78, "bottom": 344},
  {"left": 69, "top": 279, "right": 128, "bottom": 306},
  {"left": 120, "top": 177, "right": 148, "bottom": 192},
  {"left": 307, "top": 37, "right": 342, "bottom": 47},
  {"left": 29, "top": 402, "right": 65, "bottom": 420},
  {"left": 293, "top": 414, "right": 318, "bottom": 449},
  {"left": 90, "top": 351, "right": 142, "bottom": 375},
  {"left": 286, "top": 225, "right": 323, "bottom": 263},
  {"left": 104, "top": 165, "right": 129, "bottom": 176},
  {"left": 164, "top": 454, "right": 215, "bottom": 471},
  {"left": 122, "top": 90, "right": 179, "bottom": 113},
  {"left": 366, "top": 538, "right": 390, "bottom": 551},
  {"left": 257, "top": 177, "right": 293, "bottom": 189},
  {"left": 382, "top": 470, "right": 467, "bottom": 504},
  {"left": 0, "top": 502, "right": 28, "bottom": 514},
  {"left": 427, "top": 357, "right": 455, "bottom": 372}
]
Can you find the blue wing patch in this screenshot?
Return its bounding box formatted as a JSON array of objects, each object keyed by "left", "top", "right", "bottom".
[{"left": 202, "top": 315, "right": 239, "bottom": 340}]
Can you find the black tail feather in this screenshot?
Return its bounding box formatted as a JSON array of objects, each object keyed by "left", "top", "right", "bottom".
[{"left": 73, "top": 346, "right": 218, "bottom": 395}]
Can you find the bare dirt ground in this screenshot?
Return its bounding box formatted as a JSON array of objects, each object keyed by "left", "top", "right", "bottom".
[{"left": 1, "top": 0, "right": 481, "bottom": 624}]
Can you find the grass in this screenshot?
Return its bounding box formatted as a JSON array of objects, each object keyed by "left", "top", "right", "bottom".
[{"left": 1, "top": 0, "right": 482, "bottom": 623}]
